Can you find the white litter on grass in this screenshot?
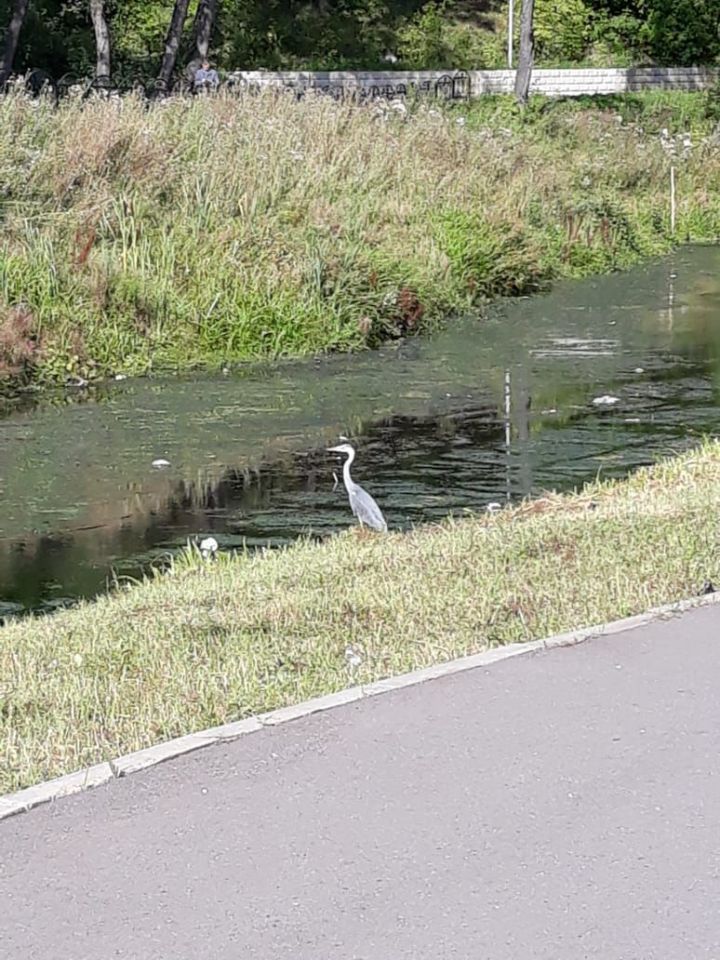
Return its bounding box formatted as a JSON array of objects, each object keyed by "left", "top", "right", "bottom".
[
  {"left": 592, "top": 395, "right": 620, "bottom": 406},
  {"left": 345, "top": 645, "right": 363, "bottom": 670},
  {"left": 486, "top": 502, "right": 503, "bottom": 513},
  {"left": 114, "top": 373, "right": 127, "bottom": 381},
  {"left": 152, "top": 458, "right": 171, "bottom": 469},
  {"left": 199, "top": 536, "right": 219, "bottom": 560}
]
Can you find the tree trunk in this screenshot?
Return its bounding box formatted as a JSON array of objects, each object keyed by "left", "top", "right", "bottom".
[
  {"left": 513, "top": 0, "right": 534, "bottom": 106},
  {"left": 90, "top": 0, "right": 111, "bottom": 82},
  {"left": 190, "top": 0, "right": 218, "bottom": 62},
  {"left": 157, "top": 0, "right": 191, "bottom": 89},
  {"left": 0, "top": 0, "right": 31, "bottom": 89}
]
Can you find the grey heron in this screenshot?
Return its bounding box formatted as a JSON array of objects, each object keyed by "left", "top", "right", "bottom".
[{"left": 327, "top": 442, "right": 388, "bottom": 533}]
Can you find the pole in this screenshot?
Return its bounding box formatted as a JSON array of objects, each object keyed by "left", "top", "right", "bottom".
[
  {"left": 508, "top": 0, "right": 514, "bottom": 69},
  {"left": 670, "top": 165, "right": 676, "bottom": 236},
  {"left": 504, "top": 369, "right": 512, "bottom": 502}
]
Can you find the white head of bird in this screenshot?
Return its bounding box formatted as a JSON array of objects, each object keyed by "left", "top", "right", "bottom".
[
  {"left": 199, "top": 536, "right": 219, "bottom": 560},
  {"left": 327, "top": 442, "right": 355, "bottom": 459}
]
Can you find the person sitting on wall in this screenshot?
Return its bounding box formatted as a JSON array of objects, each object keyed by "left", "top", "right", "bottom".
[{"left": 193, "top": 59, "right": 219, "bottom": 93}]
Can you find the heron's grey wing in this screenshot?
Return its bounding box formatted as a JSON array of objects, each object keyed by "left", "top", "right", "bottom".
[{"left": 349, "top": 485, "right": 388, "bottom": 532}]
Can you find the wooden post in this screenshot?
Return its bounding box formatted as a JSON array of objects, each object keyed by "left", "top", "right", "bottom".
[
  {"left": 507, "top": 0, "right": 514, "bottom": 69},
  {"left": 504, "top": 369, "right": 512, "bottom": 502},
  {"left": 670, "top": 165, "right": 676, "bottom": 236}
]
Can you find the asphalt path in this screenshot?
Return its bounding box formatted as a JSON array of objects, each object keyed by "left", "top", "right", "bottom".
[{"left": 2, "top": 603, "right": 720, "bottom": 959}]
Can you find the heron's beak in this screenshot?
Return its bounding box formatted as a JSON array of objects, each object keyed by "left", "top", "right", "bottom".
[{"left": 327, "top": 445, "right": 344, "bottom": 453}]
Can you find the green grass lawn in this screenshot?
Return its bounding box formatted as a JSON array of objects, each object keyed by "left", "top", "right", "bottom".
[{"left": 1, "top": 441, "right": 719, "bottom": 794}]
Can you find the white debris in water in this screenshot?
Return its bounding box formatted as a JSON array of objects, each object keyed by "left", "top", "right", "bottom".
[
  {"left": 531, "top": 337, "right": 617, "bottom": 360},
  {"left": 592, "top": 395, "right": 620, "bottom": 406},
  {"left": 114, "top": 373, "right": 127, "bottom": 381},
  {"left": 345, "top": 645, "right": 363, "bottom": 670},
  {"left": 634, "top": 367, "right": 644, "bottom": 374},
  {"left": 152, "top": 458, "right": 171, "bottom": 468},
  {"left": 199, "top": 536, "right": 219, "bottom": 560},
  {"left": 486, "top": 502, "right": 503, "bottom": 513},
  {"left": 624, "top": 417, "right": 641, "bottom": 424}
]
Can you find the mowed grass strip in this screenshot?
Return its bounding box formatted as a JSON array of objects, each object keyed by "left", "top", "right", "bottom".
[{"left": 1, "top": 441, "right": 719, "bottom": 793}]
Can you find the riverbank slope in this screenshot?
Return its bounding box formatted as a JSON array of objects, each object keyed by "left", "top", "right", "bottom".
[
  {"left": 2, "top": 440, "right": 719, "bottom": 793},
  {"left": 1, "top": 90, "right": 719, "bottom": 384}
]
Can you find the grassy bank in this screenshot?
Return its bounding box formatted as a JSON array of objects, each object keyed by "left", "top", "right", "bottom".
[
  {"left": 2, "top": 441, "right": 720, "bottom": 793},
  {"left": 1, "top": 89, "right": 719, "bottom": 383}
]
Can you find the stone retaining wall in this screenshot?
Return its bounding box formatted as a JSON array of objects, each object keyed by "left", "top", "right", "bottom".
[{"left": 229, "top": 67, "right": 718, "bottom": 100}]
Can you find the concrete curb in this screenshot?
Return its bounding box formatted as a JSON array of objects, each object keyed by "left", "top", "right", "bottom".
[{"left": 2, "top": 590, "right": 719, "bottom": 822}]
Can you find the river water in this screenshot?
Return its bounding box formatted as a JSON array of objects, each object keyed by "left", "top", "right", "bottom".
[{"left": 1, "top": 245, "right": 719, "bottom": 616}]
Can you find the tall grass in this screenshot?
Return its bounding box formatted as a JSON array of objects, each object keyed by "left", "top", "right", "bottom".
[{"left": 0, "top": 89, "right": 719, "bottom": 383}]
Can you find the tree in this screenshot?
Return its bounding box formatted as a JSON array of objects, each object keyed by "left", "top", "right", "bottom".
[
  {"left": 0, "top": 0, "right": 31, "bottom": 87},
  {"left": 644, "top": 0, "right": 720, "bottom": 65},
  {"left": 156, "top": 0, "right": 190, "bottom": 88},
  {"left": 89, "top": 0, "right": 110, "bottom": 81},
  {"left": 514, "top": 0, "right": 534, "bottom": 106},
  {"left": 190, "top": 0, "right": 217, "bottom": 64}
]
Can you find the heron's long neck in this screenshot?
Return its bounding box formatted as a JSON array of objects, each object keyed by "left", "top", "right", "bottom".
[{"left": 343, "top": 448, "right": 356, "bottom": 487}]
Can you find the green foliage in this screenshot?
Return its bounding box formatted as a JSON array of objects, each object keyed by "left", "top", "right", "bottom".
[
  {"left": 642, "top": 0, "right": 720, "bottom": 66},
  {"left": 396, "top": 1, "right": 449, "bottom": 68},
  {"left": 112, "top": 1, "right": 197, "bottom": 80},
  {"left": 588, "top": 10, "right": 645, "bottom": 65},
  {"left": 396, "top": 0, "right": 500, "bottom": 69},
  {"left": 435, "top": 210, "right": 545, "bottom": 298},
  {"left": 534, "top": 0, "right": 591, "bottom": 63},
  {"left": 1, "top": 0, "right": 720, "bottom": 77},
  {"left": 704, "top": 77, "right": 720, "bottom": 125}
]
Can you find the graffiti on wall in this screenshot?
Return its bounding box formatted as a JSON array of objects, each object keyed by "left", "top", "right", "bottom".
[{"left": 232, "top": 71, "right": 471, "bottom": 102}]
